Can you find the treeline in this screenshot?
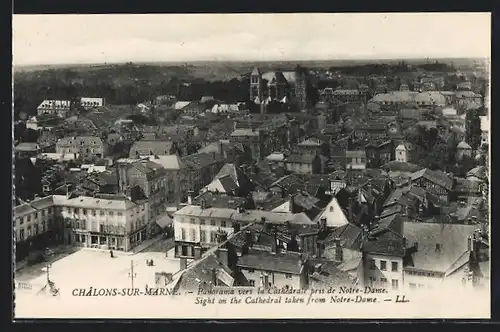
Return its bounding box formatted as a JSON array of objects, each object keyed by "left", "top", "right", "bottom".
[
  {"left": 328, "top": 61, "right": 455, "bottom": 77},
  {"left": 13, "top": 64, "right": 251, "bottom": 119}
]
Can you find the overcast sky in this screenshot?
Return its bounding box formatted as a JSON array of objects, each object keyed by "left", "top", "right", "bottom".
[{"left": 13, "top": 13, "right": 491, "bottom": 66}]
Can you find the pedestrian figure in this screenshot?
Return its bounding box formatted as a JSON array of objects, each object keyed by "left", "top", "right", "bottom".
[
  {"left": 150, "top": 259, "right": 154, "bottom": 266},
  {"left": 110, "top": 250, "right": 114, "bottom": 258}
]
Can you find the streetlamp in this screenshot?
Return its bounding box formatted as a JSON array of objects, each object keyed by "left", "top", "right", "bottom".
[{"left": 128, "top": 260, "right": 137, "bottom": 289}]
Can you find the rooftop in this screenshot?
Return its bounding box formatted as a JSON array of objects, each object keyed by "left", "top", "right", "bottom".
[
  {"left": 237, "top": 249, "right": 306, "bottom": 275},
  {"left": 174, "top": 205, "right": 313, "bottom": 225},
  {"left": 403, "top": 221, "right": 478, "bottom": 273}
]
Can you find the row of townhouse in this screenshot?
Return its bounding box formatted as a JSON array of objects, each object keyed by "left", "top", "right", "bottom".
[{"left": 37, "top": 98, "right": 105, "bottom": 117}]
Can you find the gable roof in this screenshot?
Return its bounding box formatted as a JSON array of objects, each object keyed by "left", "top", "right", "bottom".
[
  {"left": 321, "top": 223, "right": 362, "bottom": 251},
  {"left": 411, "top": 168, "right": 454, "bottom": 190},
  {"left": 315, "top": 196, "right": 349, "bottom": 228}
]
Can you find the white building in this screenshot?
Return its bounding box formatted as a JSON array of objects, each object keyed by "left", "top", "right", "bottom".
[
  {"left": 80, "top": 97, "right": 105, "bottom": 109},
  {"left": 53, "top": 194, "right": 148, "bottom": 251},
  {"left": 442, "top": 107, "right": 458, "bottom": 117},
  {"left": 37, "top": 100, "right": 71, "bottom": 117},
  {"left": 14, "top": 194, "right": 149, "bottom": 259},
  {"left": 479, "top": 115, "right": 489, "bottom": 146},
  {"left": 172, "top": 204, "right": 313, "bottom": 259},
  {"left": 395, "top": 144, "right": 410, "bottom": 163},
  {"left": 314, "top": 197, "right": 349, "bottom": 228}
]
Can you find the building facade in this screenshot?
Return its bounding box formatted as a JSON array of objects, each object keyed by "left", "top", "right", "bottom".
[
  {"left": 37, "top": 100, "right": 71, "bottom": 117},
  {"left": 56, "top": 136, "right": 106, "bottom": 160},
  {"left": 14, "top": 193, "right": 150, "bottom": 260},
  {"left": 249, "top": 66, "right": 309, "bottom": 110}
]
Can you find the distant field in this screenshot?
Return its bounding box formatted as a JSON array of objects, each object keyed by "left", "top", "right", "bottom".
[{"left": 14, "top": 57, "right": 487, "bottom": 81}]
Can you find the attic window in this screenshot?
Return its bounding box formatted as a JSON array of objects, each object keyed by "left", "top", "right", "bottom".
[{"left": 329, "top": 206, "right": 334, "bottom": 212}]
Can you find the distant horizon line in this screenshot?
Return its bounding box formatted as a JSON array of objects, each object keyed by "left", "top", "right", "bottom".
[{"left": 14, "top": 56, "right": 490, "bottom": 68}]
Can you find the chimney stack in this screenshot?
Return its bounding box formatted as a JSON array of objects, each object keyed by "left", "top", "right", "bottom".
[
  {"left": 200, "top": 199, "right": 207, "bottom": 210},
  {"left": 348, "top": 196, "right": 354, "bottom": 222},
  {"left": 187, "top": 190, "right": 193, "bottom": 205},
  {"left": 211, "top": 268, "right": 218, "bottom": 287},
  {"left": 216, "top": 247, "right": 229, "bottom": 267},
  {"left": 334, "top": 238, "right": 343, "bottom": 262},
  {"left": 467, "top": 236, "right": 472, "bottom": 251}
]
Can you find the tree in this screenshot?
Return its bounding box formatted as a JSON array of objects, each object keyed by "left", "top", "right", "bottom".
[{"left": 465, "top": 110, "right": 482, "bottom": 150}]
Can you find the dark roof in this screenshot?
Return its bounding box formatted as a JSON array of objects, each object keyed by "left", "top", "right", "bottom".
[
  {"left": 363, "top": 214, "right": 405, "bottom": 257},
  {"left": 182, "top": 152, "right": 223, "bottom": 170},
  {"left": 129, "top": 140, "right": 175, "bottom": 157},
  {"left": 380, "top": 204, "right": 405, "bottom": 218},
  {"left": 411, "top": 168, "right": 454, "bottom": 190},
  {"left": 285, "top": 154, "right": 318, "bottom": 164},
  {"left": 321, "top": 223, "right": 362, "bottom": 250},
  {"left": 214, "top": 164, "right": 251, "bottom": 188},
  {"left": 193, "top": 192, "right": 248, "bottom": 209},
  {"left": 237, "top": 249, "right": 306, "bottom": 275},
  {"left": 217, "top": 175, "right": 239, "bottom": 193},
  {"left": 177, "top": 254, "right": 234, "bottom": 291},
  {"left": 355, "top": 122, "right": 387, "bottom": 132},
  {"left": 381, "top": 161, "right": 423, "bottom": 173},
  {"left": 269, "top": 174, "right": 305, "bottom": 192},
  {"left": 310, "top": 261, "right": 356, "bottom": 287}
]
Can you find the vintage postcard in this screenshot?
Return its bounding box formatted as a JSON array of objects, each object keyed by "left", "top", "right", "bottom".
[{"left": 12, "top": 13, "right": 490, "bottom": 319}]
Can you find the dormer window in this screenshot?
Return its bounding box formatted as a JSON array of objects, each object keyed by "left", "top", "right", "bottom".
[{"left": 435, "top": 243, "right": 442, "bottom": 252}]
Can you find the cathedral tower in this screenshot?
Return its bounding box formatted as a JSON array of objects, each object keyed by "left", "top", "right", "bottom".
[{"left": 249, "top": 67, "right": 263, "bottom": 102}]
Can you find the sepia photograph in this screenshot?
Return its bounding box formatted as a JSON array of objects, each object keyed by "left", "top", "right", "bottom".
[{"left": 12, "top": 12, "right": 490, "bottom": 319}]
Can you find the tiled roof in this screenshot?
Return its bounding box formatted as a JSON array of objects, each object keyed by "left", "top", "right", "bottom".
[
  {"left": 346, "top": 150, "right": 366, "bottom": 158},
  {"left": 231, "top": 129, "right": 259, "bottom": 137},
  {"left": 177, "top": 254, "right": 234, "bottom": 291},
  {"left": 298, "top": 137, "right": 324, "bottom": 146},
  {"left": 381, "top": 161, "right": 422, "bottom": 173},
  {"left": 411, "top": 168, "right": 454, "bottom": 191},
  {"left": 321, "top": 223, "right": 362, "bottom": 251},
  {"left": 182, "top": 152, "right": 223, "bottom": 170},
  {"left": 310, "top": 261, "right": 356, "bottom": 287},
  {"left": 284, "top": 154, "right": 317, "bottom": 164},
  {"left": 466, "top": 166, "right": 487, "bottom": 181},
  {"left": 403, "top": 221, "right": 477, "bottom": 273},
  {"left": 237, "top": 249, "right": 305, "bottom": 274},
  {"left": 262, "top": 71, "right": 289, "bottom": 85},
  {"left": 174, "top": 205, "right": 314, "bottom": 225},
  {"left": 193, "top": 192, "right": 248, "bottom": 209},
  {"left": 129, "top": 140, "right": 175, "bottom": 157}
]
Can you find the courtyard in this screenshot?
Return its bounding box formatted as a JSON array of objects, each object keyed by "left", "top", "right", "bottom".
[{"left": 15, "top": 245, "right": 183, "bottom": 318}]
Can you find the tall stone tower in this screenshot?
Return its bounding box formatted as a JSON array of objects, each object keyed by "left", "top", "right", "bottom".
[
  {"left": 294, "top": 65, "right": 308, "bottom": 110},
  {"left": 249, "top": 67, "right": 262, "bottom": 101}
]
